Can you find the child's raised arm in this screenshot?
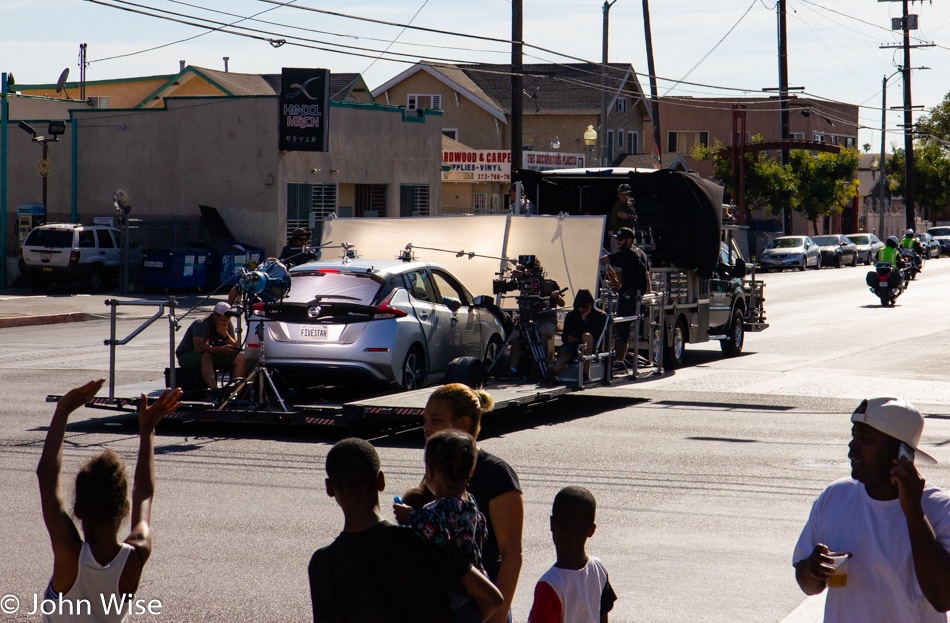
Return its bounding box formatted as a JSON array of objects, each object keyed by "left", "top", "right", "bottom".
[{"left": 124, "top": 389, "right": 182, "bottom": 565}]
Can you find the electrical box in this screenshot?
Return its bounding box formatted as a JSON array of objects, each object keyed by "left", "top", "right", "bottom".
[{"left": 16, "top": 202, "right": 45, "bottom": 250}]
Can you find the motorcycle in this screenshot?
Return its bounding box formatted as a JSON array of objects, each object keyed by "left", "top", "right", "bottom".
[
  {"left": 866, "top": 262, "right": 905, "bottom": 306},
  {"left": 900, "top": 248, "right": 924, "bottom": 280}
]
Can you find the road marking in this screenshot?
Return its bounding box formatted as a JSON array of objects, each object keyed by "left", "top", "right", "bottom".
[{"left": 780, "top": 593, "right": 825, "bottom": 623}]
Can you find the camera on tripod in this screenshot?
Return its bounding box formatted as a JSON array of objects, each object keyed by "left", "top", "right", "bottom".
[{"left": 493, "top": 255, "right": 544, "bottom": 295}]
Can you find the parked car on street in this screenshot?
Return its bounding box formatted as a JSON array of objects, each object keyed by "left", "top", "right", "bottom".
[
  {"left": 917, "top": 232, "right": 942, "bottom": 258},
  {"left": 18, "top": 223, "right": 122, "bottom": 292},
  {"left": 757, "top": 236, "right": 821, "bottom": 271},
  {"left": 811, "top": 234, "right": 858, "bottom": 268},
  {"left": 846, "top": 233, "right": 884, "bottom": 265},
  {"left": 927, "top": 226, "right": 950, "bottom": 256},
  {"left": 244, "top": 258, "right": 507, "bottom": 391}
]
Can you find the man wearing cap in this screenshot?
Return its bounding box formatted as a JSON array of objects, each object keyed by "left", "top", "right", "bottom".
[
  {"left": 175, "top": 302, "right": 247, "bottom": 390},
  {"left": 599, "top": 227, "right": 650, "bottom": 369},
  {"left": 280, "top": 227, "right": 311, "bottom": 261},
  {"left": 793, "top": 397, "right": 950, "bottom": 621},
  {"left": 509, "top": 185, "right": 535, "bottom": 215},
  {"left": 552, "top": 289, "right": 607, "bottom": 379},
  {"left": 609, "top": 184, "right": 634, "bottom": 243}
]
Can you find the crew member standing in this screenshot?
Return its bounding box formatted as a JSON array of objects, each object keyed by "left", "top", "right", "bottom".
[
  {"left": 280, "top": 228, "right": 310, "bottom": 262},
  {"left": 509, "top": 185, "right": 535, "bottom": 215},
  {"left": 608, "top": 184, "right": 634, "bottom": 251},
  {"left": 600, "top": 227, "right": 650, "bottom": 369}
]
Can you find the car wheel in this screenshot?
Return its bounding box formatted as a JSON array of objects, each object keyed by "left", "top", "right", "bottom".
[
  {"left": 28, "top": 277, "right": 49, "bottom": 292},
  {"left": 720, "top": 308, "right": 745, "bottom": 358},
  {"left": 798, "top": 260, "right": 806, "bottom": 271},
  {"left": 865, "top": 251, "right": 872, "bottom": 266},
  {"left": 85, "top": 266, "right": 104, "bottom": 292},
  {"left": 850, "top": 253, "right": 857, "bottom": 267},
  {"left": 400, "top": 346, "right": 426, "bottom": 391},
  {"left": 834, "top": 254, "right": 842, "bottom": 268},
  {"left": 483, "top": 336, "right": 504, "bottom": 373},
  {"left": 663, "top": 317, "right": 687, "bottom": 369}
]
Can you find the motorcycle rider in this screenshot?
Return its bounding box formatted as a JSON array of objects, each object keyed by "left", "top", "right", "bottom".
[
  {"left": 876, "top": 236, "right": 905, "bottom": 269},
  {"left": 899, "top": 228, "right": 925, "bottom": 277}
]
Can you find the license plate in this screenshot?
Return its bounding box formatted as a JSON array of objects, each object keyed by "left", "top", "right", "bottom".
[
  {"left": 300, "top": 326, "right": 329, "bottom": 340},
  {"left": 42, "top": 267, "right": 53, "bottom": 272}
]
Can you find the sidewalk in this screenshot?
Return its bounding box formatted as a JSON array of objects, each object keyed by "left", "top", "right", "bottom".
[{"left": 0, "top": 288, "right": 223, "bottom": 329}]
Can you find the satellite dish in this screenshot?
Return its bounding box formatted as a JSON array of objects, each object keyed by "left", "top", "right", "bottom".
[
  {"left": 55, "top": 68, "right": 71, "bottom": 100},
  {"left": 113, "top": 189, "right": 132, "bottom": 215}
]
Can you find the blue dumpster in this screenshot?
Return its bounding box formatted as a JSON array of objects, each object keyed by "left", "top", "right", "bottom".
[
  {"left": 189, "top": 241, "right": 250, "bottom": 290},
  {"left": 143, "top": 248, "right": 210, "bottom": 291}
]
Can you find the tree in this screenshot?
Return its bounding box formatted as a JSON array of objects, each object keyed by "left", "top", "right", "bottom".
[
  {"left": 693, "top": 138, "right": 797, "bottom": 223},
  {"left": 916, "top": 91, "right": 950, "bottom": 151},
  {"left": 887, "top": 142, "right": 950, "bottom": 222},
  {"left": 789, "top": 149, "right": 860, "bottom": 235}
]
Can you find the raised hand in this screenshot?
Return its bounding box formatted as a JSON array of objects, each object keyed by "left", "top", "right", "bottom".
[
  {"left": 55, "top": 379, "right": 105, "bottom": 417},
  {"left": 138, "top": 388, "right": 183, "bottom": 432}
]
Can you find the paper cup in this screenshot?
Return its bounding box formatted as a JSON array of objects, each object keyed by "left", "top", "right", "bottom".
[{"left": 827, "top": 552, "right": 850, "bottom": 588}]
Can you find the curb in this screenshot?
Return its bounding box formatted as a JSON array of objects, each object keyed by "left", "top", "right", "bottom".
[{"left": 0, "top": 312, "right": 86, "bottom": 329}]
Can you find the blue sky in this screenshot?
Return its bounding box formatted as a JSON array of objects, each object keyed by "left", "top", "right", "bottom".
[{"left": 3, "top": 0, "right": 949, "bottom": 147}]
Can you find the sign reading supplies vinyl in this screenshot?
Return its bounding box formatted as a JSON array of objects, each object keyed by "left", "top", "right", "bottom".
[{"left": 279, "top": 68, "right": 330, "bottom": 152}]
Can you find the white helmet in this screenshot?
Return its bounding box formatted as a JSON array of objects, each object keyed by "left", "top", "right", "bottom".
[{"left": 906, "top": 228, "right": 915, "bottom": 236}]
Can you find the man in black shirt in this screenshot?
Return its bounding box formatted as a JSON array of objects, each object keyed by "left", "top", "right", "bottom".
[
  {"left": 599, "top": 227, "right": 650, "bottom": 367},
  {"left": 552, "top": 289, "right": 608, "bottom": 378},
  {"left": 308, "top": 438, "right": 502, "bottom": 623}
]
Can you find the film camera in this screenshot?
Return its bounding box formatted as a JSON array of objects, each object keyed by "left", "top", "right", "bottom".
[{"left": 493, "top": 255, "right": 559, "bottom": 323}]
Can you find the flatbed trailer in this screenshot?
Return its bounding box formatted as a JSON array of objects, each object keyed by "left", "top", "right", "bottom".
[{"left": 47, "top": 371, "right": 637, "bottom": 428}]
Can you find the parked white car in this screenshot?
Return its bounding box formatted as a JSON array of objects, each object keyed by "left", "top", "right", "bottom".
[
  {"left": 757, "top": 236, "right": 821, "bottom": 271},
  {"left": 18, "top": 223, "right": 122, "bottom": 291}
]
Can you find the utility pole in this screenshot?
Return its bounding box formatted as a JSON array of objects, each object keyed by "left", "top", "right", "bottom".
[
  {"left": 777, "top": 0, "right": 791, "bottom": 233},
  {"left": 879, "top": 74, "right": 888, "bottom": 239},
  {"left": 879, "top": 1, "right": 933, "bottom": 230},
  {"left": 511, "top": 0, "right": 523, "bottom": 172},
  {"left": 601, "top": 0, "right": 618, "bottom": 167},
  {"left": 642, "top": 0, "right": 661, "bottom": 168}
]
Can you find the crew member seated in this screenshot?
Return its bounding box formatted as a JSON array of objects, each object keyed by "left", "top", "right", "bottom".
[
  {"left": 175, "top": 301, "right": 246, "bottom": 390},
  {"left": 280, "top": 227, "right": 311, "bottom": 262},
  {"left": 551, "top": 289, "right": 607, "bottom": 381}
]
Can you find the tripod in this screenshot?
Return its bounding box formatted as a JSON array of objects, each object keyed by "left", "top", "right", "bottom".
[
  {"left": 488, "top": 295, "right": 552, "bottom": 379},
  {"left": 215, "top": 300, "right": 289, "bottom": 412}
]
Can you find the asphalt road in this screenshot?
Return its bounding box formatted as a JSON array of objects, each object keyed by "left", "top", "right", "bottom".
[{"left": 2, "top": 257, "right": 950, "bottom": 622}]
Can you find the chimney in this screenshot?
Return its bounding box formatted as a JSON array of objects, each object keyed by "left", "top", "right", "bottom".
[
  {"left": 223, "top": 57, "right": 229, "bottom": 73},
  {"left": 179, "top": 60, "right": 186, "bottom": 72}
]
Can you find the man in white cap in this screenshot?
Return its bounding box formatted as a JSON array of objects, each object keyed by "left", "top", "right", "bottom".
[
  {"left": 175, "top": 301, "right": 246, "bottom": 390},
  {"left": 793, "top": 397, "right": 950, "bottom": 621}
]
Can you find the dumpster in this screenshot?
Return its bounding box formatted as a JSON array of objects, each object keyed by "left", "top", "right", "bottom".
[{"left": 143, "top": 248, "right": 210, "bottom": 291}]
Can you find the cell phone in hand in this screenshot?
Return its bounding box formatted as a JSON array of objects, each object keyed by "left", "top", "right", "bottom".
[{"left": 899, "top": 443, "right": 915, "bottom": 463}]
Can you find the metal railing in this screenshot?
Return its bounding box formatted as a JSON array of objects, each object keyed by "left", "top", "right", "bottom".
[{"left": 103, "top": 297, "right": 179, "bottom": 400}]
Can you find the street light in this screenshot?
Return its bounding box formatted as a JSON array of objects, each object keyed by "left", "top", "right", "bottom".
[
  {"left": 18, "top": 121, "right": 63, "bottom": 212},
  {"left": 584, "top": 125, "right": 598, "bottom": 166},
  {"left": 551, "top": 136, "right": 560, "bottom": 150}
]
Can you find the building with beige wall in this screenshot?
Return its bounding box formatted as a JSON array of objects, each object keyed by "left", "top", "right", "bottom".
[{"left": 2, "top": 76, "right": 441, "bottom": 266}]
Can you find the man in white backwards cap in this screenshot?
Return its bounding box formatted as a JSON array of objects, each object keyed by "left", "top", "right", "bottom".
[{"left": 793, "top": 397, "right": 950, "bottom": 622}]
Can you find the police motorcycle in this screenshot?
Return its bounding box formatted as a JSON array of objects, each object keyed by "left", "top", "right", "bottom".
[
  {"left": 866, "top": 236, "right": 907, "bottom": 306},
  {"left": 899, "top": 229, "right": 925, "bottom": 280}
]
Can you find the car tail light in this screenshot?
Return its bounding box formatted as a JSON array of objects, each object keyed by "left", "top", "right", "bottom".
[
  {"left": 18, "top": 248, "right": 23, "bottom": 261},
  {"left": 69, "top": 250, "right": 80, "bottom": 264},
  {"left": 251, "top": 302, "right": 266, "bottom": 316},
  {"left": 374, "top": 291, "right": 407, "bottom": 320},
  {"left": 317, "top": 269, "right": 339, "bottom": 274}
]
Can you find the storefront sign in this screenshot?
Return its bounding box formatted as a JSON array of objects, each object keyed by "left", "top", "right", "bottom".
[
  {"left": 279, "top": 68, "right": 330, "bottom": 152},
  {"left": 523, "top": 151, "right": 585, "bottom": 171},
  {"left": 442, "top": 150, "right": 511, "bottom": 182}
]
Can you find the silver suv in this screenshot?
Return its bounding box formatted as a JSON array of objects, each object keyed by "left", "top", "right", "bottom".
[{"left": 18, "top": 223, "right": 121, "bottom": 291}]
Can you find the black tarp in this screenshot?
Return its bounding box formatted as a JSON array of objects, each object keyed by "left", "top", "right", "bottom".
[{"left": 517, "top": 169, "right": 724, "bottom": 278}]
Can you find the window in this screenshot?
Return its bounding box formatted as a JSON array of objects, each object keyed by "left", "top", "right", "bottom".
[
  {"left": 442, "top": 129, "right": 458, "bottom": 141},
  {"left": 79, "top": 230, "right": 96, "bottom": 248},
  {"left": 287, "top": 183, "right": 337, "bottom": 241},
  {"left": 96, "top": 230, "right": 116, "bottom": 249},
  {"left": 407, "top": 94, "right": 442, "bottom": 110},
  {"left": 616, "top": 97, "right": 627, "bottom": 113},
  {"left": 431, "top": 270, "right": 470, "bottom": 306},
  {"left": 617, "top": 129, "right": 624, "bottom": 150},
  {"left": 606, "top": 130, "right": 614, "bottom": 161},
  {"left": 356, "top": 184, "right": 387, "bottom": 217},
  {"left": 404, "top": 269, "right": 435, "bottom": 302},
  {"left": 668, "top": 131, "right": 708, "bottom": 153},
  {"left": 400, "top": 184, "right": 430, "bottom": 217},
  {"left": 628, "top": 131, "right": 639, "bottom": 155},
  {"left": 87, "top": 96, "right": 110, "bottom": 109},
  {"left": 790, "top": 132, "right": 805, "bottom": 140}
]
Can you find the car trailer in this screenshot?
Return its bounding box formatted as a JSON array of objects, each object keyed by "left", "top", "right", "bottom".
[{"left": 46, "top": 290, "right": 665, "bottom": 428}]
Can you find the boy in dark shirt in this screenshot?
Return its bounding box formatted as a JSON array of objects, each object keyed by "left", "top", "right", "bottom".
[
  {"left": 553, "top": 290, "right": 607, "bottom": 379},
  {"left": 309, "top": 438, "right": 502, "bottom": 623}
]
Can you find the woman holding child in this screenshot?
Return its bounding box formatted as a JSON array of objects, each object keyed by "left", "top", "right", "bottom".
[{"left": 415, "top": 383, "right": 524, "bottom": 623}]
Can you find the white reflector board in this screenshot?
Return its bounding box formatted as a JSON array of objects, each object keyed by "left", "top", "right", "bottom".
[{"left": 321, "top": 214, "right": 606, "bottom": 307}]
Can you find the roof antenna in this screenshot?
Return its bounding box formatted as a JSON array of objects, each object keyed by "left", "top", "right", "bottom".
[{"left": 223, "top": 56, "right": 229, "bottom": 73}]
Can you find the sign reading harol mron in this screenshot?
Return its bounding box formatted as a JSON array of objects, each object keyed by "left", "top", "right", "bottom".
[{"left": 279, "top": 68, "right": 330, "bottom": 152}]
